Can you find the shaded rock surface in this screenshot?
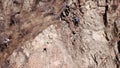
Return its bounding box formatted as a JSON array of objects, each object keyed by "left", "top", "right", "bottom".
[{"left": 0, "top": 0, "right": 120, "bottom": 68}]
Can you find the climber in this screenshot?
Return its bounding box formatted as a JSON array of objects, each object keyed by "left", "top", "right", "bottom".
[
  {"left": 74, "top": 17, "right": 79, "bottom": 26},
  {"left": 3, "top": 38, "right": 10, "bottom": 47},
  {"left": 43, "top": 48, "right": 47, "bottom": 51}
]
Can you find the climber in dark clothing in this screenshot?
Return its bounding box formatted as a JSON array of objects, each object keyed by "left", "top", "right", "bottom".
[
  {"left": 43, "top": 48, "right": 47, "bottom": 52},
  {"left": 74, "top": 17, "right": 79, "bottom": 27}
]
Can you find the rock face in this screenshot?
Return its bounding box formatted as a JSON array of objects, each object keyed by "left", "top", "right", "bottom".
[{"left": 0, "top": 0, "right": 120, "bottom": 68}]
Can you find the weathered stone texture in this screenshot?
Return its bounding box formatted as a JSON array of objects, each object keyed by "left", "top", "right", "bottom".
[{"left": 0, "top": 0, "right": 120, "bottom": 68}]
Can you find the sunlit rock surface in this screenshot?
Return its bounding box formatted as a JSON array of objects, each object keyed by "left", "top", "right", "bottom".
[{"left": 0, "top": 0, "right": 120, "bottom": 68}]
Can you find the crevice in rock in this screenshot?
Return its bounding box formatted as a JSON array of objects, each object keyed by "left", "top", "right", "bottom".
[
  {"left": 9, "top": 12, "right": 20, "bottom": 26},
  {"left": 117, "top": 41, "right": 120, "bottom": 53},
  {"left": 113, "top": 22, "right": 118, "bottom": 37},
  {"left": 103, "top": 0, "right": 108, "bottom": 27},
  {"left": 104, "top": 31, "right": 109, "bottom": 41},
  {"left": 91, "top": 54, "right": 98, "bottom": 66},
  {"left": 10, "top": 16, "right": 16, "bottom": 26},
  {"left": 103, "top": 0, "right": 109, "bottom": 41},
  {"left": 115, "top": 55, "right": 120, "bottom": 68}
]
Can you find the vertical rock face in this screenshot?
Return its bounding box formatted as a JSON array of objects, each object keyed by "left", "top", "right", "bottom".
[
  {"left": 0, "top": 0, "right": 120, "bottom": 68},
  {"left": 7, "top": 25, "right": 74, "bottom": 68}
]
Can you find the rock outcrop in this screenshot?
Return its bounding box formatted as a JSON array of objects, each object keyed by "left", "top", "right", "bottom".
[{"left": 0, "top": 0, "right": 120, "bottom": 68}]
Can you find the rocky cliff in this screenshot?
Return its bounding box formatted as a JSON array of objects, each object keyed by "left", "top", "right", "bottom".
[{"left": 0, "top": 0, "right": 120, "bottom": 68}]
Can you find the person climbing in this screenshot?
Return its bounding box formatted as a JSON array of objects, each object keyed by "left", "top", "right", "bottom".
[
  {"left": 3, "top": 38, "right": 10, "bottom": 47},
  {"left": 74, "top": 17, "right": 79, "bottom": 27},
  {"left": 43, "top": 48, "right": 47, "bottom": 52}
]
